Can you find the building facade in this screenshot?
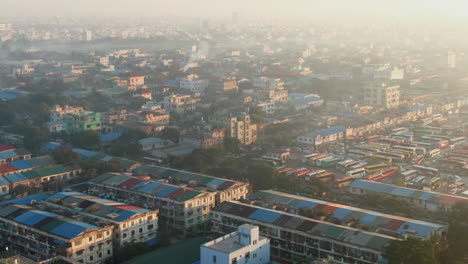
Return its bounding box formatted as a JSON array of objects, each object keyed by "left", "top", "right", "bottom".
[
  {"left": 208, "top": 113, "right": 258, "bottom": 145},
  {"left": 201, "top": 224, "right": 270, "bottom": 264},
  {"left": 363, "top": 83, "right": 400, "bottom": 109}
]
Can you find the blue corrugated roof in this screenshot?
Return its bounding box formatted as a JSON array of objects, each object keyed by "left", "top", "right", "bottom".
[
  {"left": 332, "top": 208, "right": 352, "bottom": 219},
  {"left": 14, "top": 210, "right": 50, "bottom": 226},
  {"left": 156, "top": 186, "right": 178, "bottom": 197},
  {"left": 0, "top": 150, "right": 20, "bottom": 160},
  {"left": 0, "top": 176, "right": 9, "bottom": 187},
  {"left": 11, "top": 160, "right": 32, "bottom": 170},
  {"left": 100, "top": 132, "right": 122, "bottom": 143},
  {"left": 138, "top": 182, "right": 162, "bottom": 193},
  {"left": 294, "top": 200, "right": 319, "bottom": 209},
  {"left": 249, "top": 209, "right": 282, "bottom": 223},
  {"left": 3, "top": 194, "right": 48, "bottom": 205},
  {"left": 73, "top": 148, "right": 98, "bottom": 158},
  {"left": 4, "top": 173, "right": 28, "bottom": 183}
]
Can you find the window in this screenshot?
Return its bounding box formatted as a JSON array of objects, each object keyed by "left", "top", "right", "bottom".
[
  {"left": 74, "top": 239, "right": 82, "bottom": 246},
  {"left": 139, "top": 228, "right": 143, "bottom": 233},
  {"left": 253, "top": 253, "right": 257, "bottom": 259},
  {"left": 212, "top": 256, "right": 217, "bottom": 263},
  {"left": 89, "top": 256, "right": 93, "bottom": 261},
  {"left": 253, "top": 240, "right": 257, "bottom": 245},
  {"left": 231, "top": 257, "right": 237, "bottom": 264},
  {"left": 89, "top": 237, "right": 92, "bottom": 242},
  {"left": 148, "top": 224, "right": 154, "bottom": 230}
]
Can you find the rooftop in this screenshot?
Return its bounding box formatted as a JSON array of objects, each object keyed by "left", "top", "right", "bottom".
[
  {"left": 250, "top": 190, "right": 445, "bottom": 239},
  {"left": 46, "top": 192, "right": 154, "bottom": 222},
  {"left": 350, "top": 180, "right": 468, "bottom": 206},
  {"left": 213, "top": 201, "right": 396, "bottom": 251},
  {"left": 0, "top": 203, "right": 102, "bottom": 240}
]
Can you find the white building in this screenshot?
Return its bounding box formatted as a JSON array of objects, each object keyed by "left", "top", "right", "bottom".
[
  {"left": 253, "top": 77, "right": 283, "bottom": 90},
  {"left": 180, "top": 74, "right": 209, "bottom": 93},
  {"left": 83, "top": 30, "right": 93, "bottom": 41},
  {"left": 448, "top": 51, "right": 456, "bottom": 69},
  {"left": 201, "top": 224, "right": 270, "bottom": 264},
  {"left": 257, "top": 101, "right": 275, "bottom": 114},
  {"left": 363, "top": 83, "right": 400, "bottom": 109}
]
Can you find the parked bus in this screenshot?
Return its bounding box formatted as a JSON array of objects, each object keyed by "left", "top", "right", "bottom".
[
  {"left": 285, "top": 168, "right": 306, "bottom": 176},
  {"left": 379, "top": 152, "right": 405, "bottom": 162},
  {"left": 367, "top": 167, "right": 398, "bottom": 181},
  {"left": 349, "top": 162, "right": 367, "bottom": 170},
  {"left": 278, "top": 168, "right": 294, "bottom": 174},
  {"left": 451, "top": 137, "right": 466, "bottom": 145},
  {"left": 365, "top": 163, "right": 390, "bottom": 174},
  {"left": 296, "top": 169, "right": 315, "bottom": 177},
  {"left": 410, "top": 175, "right": 426, "bottom": 184},
  {"left": 305, "top": 170, "right": 326, "bottom": 181},
  {"left": 346, "top": 168, "right": 367, "bottom": 179},
  {"left": 307, "top": 154, "right": 328, "bottom": 165},
  {"left": 412, "top": 155, "right": 425, "bottom": 165},
  {"left": 366, "top": 135, "right": 380, "bottom": 143},
  {"left": 401, "top": 169, "right": 418, "bottom": 181},
  {"left": 301, "top": 153, "right": 319, "bottom": 163},
  {"left": 392, "top": 127, "right": 409, "bottom": 133},
  {"left": 412, "top": 141, "right": 433, "bottom": 148},
  {"left": 335, "top": 176, "right": 355, "bottom": 188},
  {"left": 413, "top": 165, "right": 439, "bottom": 176},
  {"left": 319, "top": 157, "right": 342, "bottom": 168},
  {"left": 315, "top": 156, "right": 335, "bottom": 167},
  {"left": 315, "top": 172, "right": 335, "bottom": 182},
  {"left": 347, "top": 150, "right": 369, "bottom": 158},
  {"left": 336, "top": 160, "right": 359, "bottom": 172},
  {"left": 428, "top": 177, "right": 441, "bottom": 188},
  {"left": 426, "top": 149, "right": 441, "bottom": 158},
  {"left": 368, "top": 155, "right": 393, "bottom": 164}
]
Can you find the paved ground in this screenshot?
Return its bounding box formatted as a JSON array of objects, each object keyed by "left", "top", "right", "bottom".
[{"left": 127, "top": 237, "right": 209, "bottom": 264}]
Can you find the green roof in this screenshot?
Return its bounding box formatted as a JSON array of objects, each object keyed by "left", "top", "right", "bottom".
[{"left": 22, "top": 165, "right": 75, "bottom": 180}]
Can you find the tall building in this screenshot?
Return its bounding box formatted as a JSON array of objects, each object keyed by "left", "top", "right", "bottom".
[
  {"left": 180, "top": 74, "right": 209, "bottom": 94},
  {"left": 363, "top": 83, "right": 400, "bottom": 108},
  {"left": 448, "top": 51, "right": 456, "bottom": 69},
  {"left": 83, "top": 30, "right": 93, "bottom": 41},
  {"left": 0, "top": 23, "right": 12, "bottom": 32},
  {"left": 253, "top": 77, "right": 284, "bottom": 90},
  {"left": 208, "top": 113, "right": 258, "bottom": 145},
  {"left": 201, "top": 224, "right": 270, "bottom": 264}
]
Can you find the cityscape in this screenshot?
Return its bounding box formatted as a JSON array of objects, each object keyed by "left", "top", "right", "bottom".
[{"left": 0, "top": 1, "right": 468, "bottom": 264}]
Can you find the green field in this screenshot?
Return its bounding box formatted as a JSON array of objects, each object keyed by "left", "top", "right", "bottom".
[{"left": 127, "top": 237, "right": 209, "bottom": 264}]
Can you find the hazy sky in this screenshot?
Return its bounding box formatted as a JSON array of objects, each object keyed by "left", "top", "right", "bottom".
[{"left": 2, "top": 0, "right": 468, "bottom": 21}]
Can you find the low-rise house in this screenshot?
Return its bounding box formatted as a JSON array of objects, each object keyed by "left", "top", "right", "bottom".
[{"left": 297, "top": 126, "right": 351, "bottom": 147}]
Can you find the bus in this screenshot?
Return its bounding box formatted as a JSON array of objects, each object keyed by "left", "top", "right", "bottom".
[
  {"left": 393, "top": 145, "right": 417, "bottom": 152},
  {"left": 319, "top": 157, "right": 342, "bottom": 168},
  {"left": 285, "top": 168, "right": 306, "bottom": 176},
  {"left": 415, "top": 147, "right": 427, "bottom": 156},
  {"left": 353, "top": 146, "right": 380, "bottom": 153},
  {"left": 301, "top": 153, "right": 319, "bottom": 163},
  {"left": 428, "top": 177, "right": 441, "bottom": 188},
  {"left": 367, "top": 167, "right": 399, "bottom": 182},
  {"left": 426, "top": 149, "right": 441, "bottom": 158},
  {"left": 335, "top": 176, "right": 355, "bottom": 188},
  {"left": 412, "top": 155, "right": 425, "bottom": 165},
  {"left": 315, "top": 172, "right": 335, "bottom": 182},
  {"left": 401, "top": 169, "right": 418, "bottom": 181},
  {"left": 379, "top": 152, "right": 405, "bottom": 161},
  {"left": 307, "top": 154, "right": 328, "bottom": 165},
  {"left": 451, "top": 137, "right": 466, "bottom": 145},
  {"left": 349, "top": 162, "right": 367, "bottom": 170},
  {"left": 389, "top": 149, "right": 416, "bottom": 159},
  {"left": 366, "top": 135, "right": 380, "bottom": 143},
  {"left": 346, "top": 168, "right": 367, "bottom": 179},
  {"left": 413, "top": 165, "right": 439, "bottom": 176},
  {"left": 392, "top": 127, "right": 409, "bottom": 133},
  {"left": 305, "top": 170, "right": 326, "bottom": 181},
  {"left": 315, "top": 156, "right": 335, "bottom": 167},
  {"left": 336, "top": 160, "right": 359, "bottom": 172},
  {"left": 296, "top": 169, "right": 315, "bottom": 177},
  {"left": 410, "top": 175, "right": 426, "bottom": 184},
  {"left": 278, "top": 168, "right": 294, "bottom": 174},
  {"left": 412, "top": 141, "right": 433, "bottom": 148},
  {"left": 368, "top": 155, "right": 393, "bottom": 164},
  {"left": 365, "top": 163, "right": 390, "bottom": 174}
]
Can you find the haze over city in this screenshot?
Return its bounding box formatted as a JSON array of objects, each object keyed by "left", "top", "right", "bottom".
[{"left": 0, "top": 1, "right": 467, "bottom": 264}]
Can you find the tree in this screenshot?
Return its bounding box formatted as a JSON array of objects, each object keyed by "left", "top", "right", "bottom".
[
  {"left": 70, "top": 130, "right": 100, "bottom": 149},
  {"left": 245, "top": 163, "right": 278, "bottom": 191},
  {"left": 224, "top": 137, "right": 241, "bottom": 154},
  {"left": 445, "top": 201, "right": 468, "bottom": 263},
  {"left": 384, "top": 237, "right": 439, "bottom": 264}
]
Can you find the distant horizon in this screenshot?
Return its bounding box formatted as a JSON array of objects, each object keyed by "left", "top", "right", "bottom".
[{"left": 2, "top": 0, "right": 468, "bottom": 24}]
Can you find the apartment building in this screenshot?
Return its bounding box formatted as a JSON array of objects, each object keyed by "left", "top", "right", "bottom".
[
  {"left": 85, "top": 173, "right": 216, "bottom": 233},
  {"left": 349, "top": 180, "right": 468, "bottom": 212},
  {"left": 253, "top": 77, "right": 284, "bottom": 90},
  {"left": 201, "top": 224, "right": 270, "bottom": 264},
  {"left": 363, "top": 83, "right": 400, "bottom": 109},
  {"left": 0, "top": 203, "right": 114, "bottom": 264},
  {"left": 44, "top": 192, "right": 159, "bottom": 247},
  {"left": 208, "top": 112, "right": 258, "bottom": 145},
  {"left": 210, "top": 201, "right": 395, "bottom": 264},
  {"left": 163, "top": 94, "right": 200, "bottom": 113},
  {"left": 64, "top": 112, "right": 101, "bottom": 134},
  {"left": 249, "top": 190, "right": 446, "bottom": 240},
  {"left": 50, "top": 105, "right": 85, "bottom": 122},
  {"left": 133, "top": 164, "right": 250, "bottom": 204},
  {"left": 180, "top": 74, "right": 209, "bottom": 93},
  {"left": 118, "top": 72, "right": 145, "bottom": 86}
]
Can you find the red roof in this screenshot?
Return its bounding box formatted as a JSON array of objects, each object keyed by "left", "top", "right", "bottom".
[
  {"left": 117, "top": 178, "right": 143, "bottom": 189},
  {"left": 0, "top": 143, "right": 15, "bottom": 152},
  {"left": 0, "top": 163, "right": 18, "bottom": 175},
  {"left": 115, "top": 205, "right": 141, "bottom": 210}
]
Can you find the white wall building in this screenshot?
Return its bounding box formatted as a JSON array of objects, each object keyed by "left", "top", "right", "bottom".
[
  {"left": 253, "top": 77, "right": 284, "bottom": 90},
  {"left": 363, "top": 83, "right": 400, "bottom": 109},
  {"left": 201, "top": 224, "right": 270, "bottom": 264},
  {"left": 180, "top": 74, "right": 209, "bottom": 93}
]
